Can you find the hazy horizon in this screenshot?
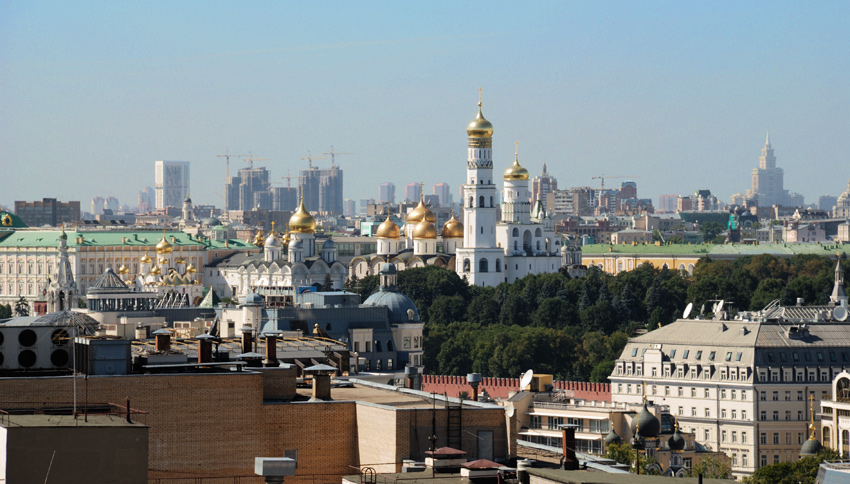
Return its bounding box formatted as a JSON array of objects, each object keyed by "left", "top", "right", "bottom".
[{"left": 2, "top": 1, "right": 848, "bottom": 212}]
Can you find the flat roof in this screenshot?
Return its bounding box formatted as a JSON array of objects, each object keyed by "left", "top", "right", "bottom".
[
  {"left": 0, "top": 414, "right": 147, "bottom": 428},
  {"left": 296, "top": 380, "right": 506, "bottom": 410},
  {"left": 527, "top": 468, "right": 736, "bottom": 484}
]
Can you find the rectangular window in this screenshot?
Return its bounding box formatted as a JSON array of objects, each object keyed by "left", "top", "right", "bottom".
[
  {"left": 731, "top": 390, "right": 737, "bottom": 400},
  {"left": 721, "top": 409, "right": 727, "bottom": 419},
  {"left": 742, "top": 391, "right": 747, "bottom": 400},
  {"left": 785, "top": 391, "right": 791, "bottom": 401},
  {"left": 678, "top": 387, "right": 683, "bottom": 397},
  {"left": 742, "top": 410, "right": 747, "bottom": 420},
  {"left": 773, "top": 391, "right": 779, "bottom": 401},
  {"left": 632, "top": 348, "right": 638, "bottom": 357},
  {"left": 665, "top": 386, "right": 670, "bottom": 396},
  {"left": 721, "top": 389, "right": 726, "bottom": 399},
  {"left": 761, "top": 455, "right": 767, "bottom": 467},
  {"left": 732, "top": 431, "right": 737, "bottom": 443},
  {"left": 627, "top": 384, "right": 632, "bottom": 393},
  {"left": 773, "top": 433, "right": 779, "bottom": 444},
  {"left": 691, "top": 387, "right": 696, "bottom": 397},
  {"left": 773, "top": 411, "right": 779, "bottom": 421},
  {"left": 683, "top": 350, "right": 690, "bottom": 359},
  {"left": 696, "top": 351, "right": 702, "bottom": 360},
  {"left": 705, "top": 388, "right": 710, "bottom": 398},
  {"left": 531, "top": 416, "right": 541, "bottom": 428},
  {"left": 761, "top": 433, "right": 766, "bottom": 444},
  {"left": 798, "top": 391, "right": 804, "bottom": 401},
  {"left": 760, "top": 411, "right": 766, "bottom": 421},
  {"left": 705, "top": 408, "right": 710, "bottom": 417},
  {"left": 743, "top": 453, "right": 748, "bottom": 467},
  {"left": 670, "top": 349, "right": 677, "bottom": 358},
  {"left": 742, "top": 431, "right": 748, "bottom": 444},
  {"left": 709, "top": 351, "right": 716, "bottom": 360},
  {"left": 721, "top": 430, "right": 727, "bottom": 442},
  {"left": 725, "top": 352, "right": 732, "bottom": 361},
  {"left": 678, "top": 406, "right": 683, "bottom": 415},
  {"left": 704, "top": 429, "right": 710, "bottom": 441},
  {"left": 732, "top": 410, "right": 737, "bottom": 419},
  {"left": 691, "top": 407, "right": 697, "bottom": 416},
  {"left": 736, "top": 352, "right": 743, "bottom": 361}
]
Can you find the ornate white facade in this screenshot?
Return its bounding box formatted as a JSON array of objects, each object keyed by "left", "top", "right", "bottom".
[{"left": 455, "top": 97, "right": 561, "bottom": 286}]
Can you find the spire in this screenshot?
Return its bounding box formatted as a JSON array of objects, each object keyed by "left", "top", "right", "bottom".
[
  {"left": 542, "top": 163, "right": 548, "bottom": 176},
  {"left": 765, "top": 130, "right": 770, "bottom": 147},
  {"left": 809, "top": 394, "right": 816, "bottom": 439}
]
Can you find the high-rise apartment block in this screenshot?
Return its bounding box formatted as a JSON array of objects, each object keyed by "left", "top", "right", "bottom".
[
  {"left": 531, "top": 164, "right": 557, "bottom": 210},
  {"left": 14, "top": 198, "right": 80, "bottom": 227},
  {"left": 379, "top": 182, "right": 396, "bottom": 204},
  {"left": 137, "top": 187, "right": 155, "bottom": 213},
  {"left": 225, "top": 166, "right": 273, "bottom": 211},
  {"left": 298, "top": 164, "right": 343, "bottom": 215},
  {"left": 154, "top": 160, "right": 190, "bottom": 210},
  {"left": 657, "top": 195, "right": 679, "bottom": 213},
  {"left": 432, "top": 182, "right": 452, "bottom": 208}
]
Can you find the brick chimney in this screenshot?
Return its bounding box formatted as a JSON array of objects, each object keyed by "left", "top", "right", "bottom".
[
  {"left": 197, "top": 334, "right": 214, "bottom": 363},
  {"left": 153, "top": 329, "right": 171, "bottom": 352}
]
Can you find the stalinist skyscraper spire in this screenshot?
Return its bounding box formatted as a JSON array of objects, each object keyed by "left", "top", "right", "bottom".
[{"left": 748, "top": 131, "right": 793, "bottom": 207}]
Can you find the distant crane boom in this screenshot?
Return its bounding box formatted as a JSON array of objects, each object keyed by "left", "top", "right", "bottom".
[
  {"left": 301, "top": 151, "right": 328, "bottom": 169},
  {"left": 591, "top": 173, "right": 638, "bottom": 190},
  {"left": 216, "top": 149, "right": 243, "bottom": 182},
  {"left": 322, "top": 145, "right": 352, "bottom": 168}
]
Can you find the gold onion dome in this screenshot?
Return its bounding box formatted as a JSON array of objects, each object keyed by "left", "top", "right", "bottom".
[
  {"left": 407, "top": 192, "right": 436, "bottom": 224},
  {"left": 158, "top": 256, "right": 168, "bottom": 264},
  {"left": 441, "top": 210, "right": 464, "bottom": 238},
  {"left": 155, "top": 235, "right": 173, "bottom": 254},
  {"left": 467, "top": 101, "right": 494, "bottom": 138},
  {"left": 150, "top": 265, "right": 161, "bottom": 275},
  {"left": 118, "top": 263, "right": 129, "bottom": 274},
  {"left": 175, "top": 257, "right": 186, "bottom": 264},
  {"left": 186, "top": 263, "right": 196, "bottom": 273},
  {"left": 376, "top": 211, "right": 401, "bottom": 239},
  {"left": 503, "top": 151, "right": 530, "bottom": 180},
  {"left": 288, "top": 197, "right": 316, "bottom": 234},
  {"left": 140, "top": 254, "right": 152, "bottom": 264},
  {"left": 413, "top": 220, "right": 438, "bottom": 239}
]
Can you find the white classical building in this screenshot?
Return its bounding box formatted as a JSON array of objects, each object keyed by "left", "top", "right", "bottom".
[
  {"left": 455, "top": 98, "right": 561, "bottom": 286},
  {"left": 208, "top": 197, "right": 347, "bottom": 299},
  {"left": 611, "top": 261, "right": 848, "bottom": 479}
]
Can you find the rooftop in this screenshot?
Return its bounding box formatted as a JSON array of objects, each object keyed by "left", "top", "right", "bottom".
[{"left": 581, "top": 242, "right": 850, "bottom": 257}]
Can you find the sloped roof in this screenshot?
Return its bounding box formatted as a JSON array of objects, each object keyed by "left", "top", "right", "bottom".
[{"left": 88, "top": 268, "right": 129, "bottom": 292}]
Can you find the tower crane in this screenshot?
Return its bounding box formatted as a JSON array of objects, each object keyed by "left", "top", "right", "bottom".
[
  {"left": 322, "top": 145, "right": 352, "bottom": 168},
  {"left": 281, "top": 170, "right": 294, "bottom": 188},
  {"left": 301, "top": 151, "right": 327, "bottom": 169},
  {"left": 591, "top": 174, "right": 638, "bottom": 190},
  {"left": 216, "top": 149, "right": 243, "bottom": 182}
]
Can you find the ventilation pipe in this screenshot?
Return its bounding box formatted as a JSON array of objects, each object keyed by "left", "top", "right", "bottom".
[
  {"left": 263, "top": 332, "right": 278, "bottom": 367},
  {"left": 560, "top": 424, "right": 579, "bottom": 470},
  {"left": 241, "top": 326, "right": 254, "bottom": 354}
]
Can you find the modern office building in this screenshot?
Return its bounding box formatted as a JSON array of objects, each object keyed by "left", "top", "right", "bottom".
[
  {"left": 225, "top": 166, "right": 272, "bottom": 211},
  {"left": 379, "top": 182, "right": 396, "bottom": 204},
  {"left": 404, "top": 182, "right": 421, "bottom": 203},
  {"left": 433, "top": 182, "right": 452, "bottom": 208},
  {"left": 14, "top": 198, "right": 80, "bottom": 227},
  {"left": 154, "top": 160, "right": 190, "bottom": 210},
  {"left": 610, "top": 264, "right": 848, "bottom": 478}
]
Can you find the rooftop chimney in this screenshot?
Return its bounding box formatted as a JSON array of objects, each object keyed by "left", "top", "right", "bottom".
[
  {"left": 241, "top": 326, "right": 254, "bottom": 354},
  {"left": 304, "top": 364, "right": 336, "bottom": 402},
  {"left": 560, "top": 424, "right": 579, "bottom": 470},
  {"left": 197, "top": 334, "right": 214, "bottom": 364},
  {"left": 153, "top": 329, "right": 171, "bottom": 352},
  {"left": 467, "top": 373, "right": 482, "bottom": 401},
  {"left": 263, "top": 332, "right": 279, "bottom": 367}
]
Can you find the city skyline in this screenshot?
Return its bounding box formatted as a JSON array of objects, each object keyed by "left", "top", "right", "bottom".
[{"left": 2, "top": 2, "right": 848, "bottom": 210}]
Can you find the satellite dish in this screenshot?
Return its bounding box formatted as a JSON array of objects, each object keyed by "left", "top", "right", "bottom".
[
  {"left": 520, "top": 369, "right": 534, "bottom": 390},
  {"left": 700, "top": 304, "right": 705, "bottom": 316},
  {"left": 506, "top": 403, "right": 516, "bottom": 418},
  {"left": 683, "top": 303, "right": 694, "bottom": 319},
  {"left": 835, "top": 306, "right": 849, "bottom": 322},
  {"left": 717, "top": 300, "right": 725, "bottom": 313}
]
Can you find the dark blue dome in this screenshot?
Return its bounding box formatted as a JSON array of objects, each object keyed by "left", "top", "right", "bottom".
[{"left": 364, "top": 290, "right": 419, "bottom": 323}]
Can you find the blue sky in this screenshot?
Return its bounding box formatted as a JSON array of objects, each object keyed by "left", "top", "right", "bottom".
[{"left": 1, "top": 1, "right": 848, "bottom": 211}]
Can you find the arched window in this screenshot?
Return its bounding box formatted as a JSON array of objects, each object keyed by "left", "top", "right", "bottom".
[
  {"left": 490, "top": 196, "right": 494, "bottom": 207},
  {"left": 512, "top": 228, "right": 519, "bottom": 237},
  {"left": 462, "top": 258, "right": 470, "bottom": 272},
  {"left": 535, "top": 228, "right": 542, "bottom": 237},
  {"left": 496, "top": 259, "right": 502, "bottom": 272},
  {"left": 480, "top": 226, "right": 483, "bottom": 234},
  {"left": 469, "top": 197, "right": 473, "bottom": 207},
  {"left": 536, "top": 241, "right": 541, "bottom": 250},
  {"left": 824, "top": 427, "right": 831, "bottom": 447},
  {"left": 479, "top": 258, "right": 489, "bottom": 273},
  {"left": 479, "top": 196, "right": 485, "bottom": 207}
]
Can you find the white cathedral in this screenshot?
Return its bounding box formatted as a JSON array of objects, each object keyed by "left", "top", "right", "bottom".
[{"left": 454, "top": 97, "right": 561, "bottom": 286}]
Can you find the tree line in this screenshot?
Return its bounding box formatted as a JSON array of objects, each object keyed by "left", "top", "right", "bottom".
[{"left": 349, "top": 254, "right": 843, "bottom": 381}]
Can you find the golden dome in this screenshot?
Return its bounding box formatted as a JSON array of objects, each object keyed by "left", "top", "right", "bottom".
[
  {"left": 186, "top": 263, "right": 196, "bottom": 273},
  {"left": 118, "top": 263, "right": 129, "bottom": 274},
  {"left": 413, "top": 220, "right": 438, "bottom": 239},
  {"left": 150, "top": 265, "right": 161, "bottom": 275},
  {"left": 155, "top": 235, "right": 173, "bottom": 254},
  {"left": 407, "top": 191, "right": 435, "bottom": 224},
  {"left": 503, "top": 152, "right": 529, "bottom": 180},
  {"left": 175, "top": 257, "right": 186, "bottom": 264},
  {"left": 140, "top": 254, "right": 152, "bottom": 264},
  {"left": 252, "top": 228, "right": 265, "bottom": 247},
  {"left": 467, "top": 101, "right": 494, "bottom": 138},
  {"left": 158, "top": 256, "right": 168, "bottom": 265},
  {"left": 376, "top": 210, "right": 401, "bottom": 239},
  {"left": 283, "top": 231, "right": 291, "bottom": 246},
  {"left": 288, "top": 197, "right": 316, "bottom": 234},
  {"left": 441, "top": 210, "right": 464, "bottom": 238}
]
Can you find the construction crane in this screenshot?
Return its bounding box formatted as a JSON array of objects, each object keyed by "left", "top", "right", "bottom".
[
  {"left": 322, "top": 145, "right": 352, "bottom": 168},
  {"left": 216, "top": 149, "right": 243, "bottom": 182},
  {"left": 592, "top": 174, "right": 638, "bottom": 190},
  {"left": 281, "top": 170, "right": 294, "bottom": 188},
  {"left": 301, "top": 151, "right": 327, "bottom": 169}
]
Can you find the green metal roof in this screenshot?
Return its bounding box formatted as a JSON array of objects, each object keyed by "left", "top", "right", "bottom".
[
  {"left": 0, "top": 229, "right": 256, "bottom": 250},
  {"left": 581, "top": 242, "right": 850, "bottom": 258},
  {"left": 0, "top": 212, "right": 28, "bottom": 228}
]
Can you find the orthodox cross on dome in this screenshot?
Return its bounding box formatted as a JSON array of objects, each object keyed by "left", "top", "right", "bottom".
[
  {"left": 515, "top": 140, "right": 519, "bottom": 157},
  {"left": 477, "top": 86, "right": 483, "bottom": 105},
  {"left": 420, "top": 181, "right": 425, "bottom": 200},
  {"left": 270, "top": 221, "right": 275, "bottom": 234}
]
